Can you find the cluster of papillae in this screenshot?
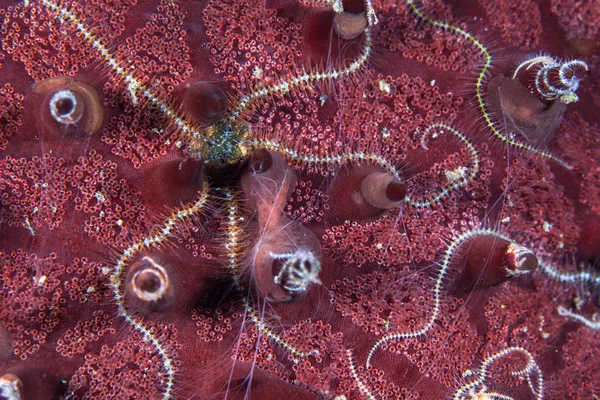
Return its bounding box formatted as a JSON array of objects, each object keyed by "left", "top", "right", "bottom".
[{"left": 1, "top": 0, "right": 599, "bottom": 399}]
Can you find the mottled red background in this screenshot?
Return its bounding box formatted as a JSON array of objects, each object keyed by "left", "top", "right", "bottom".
[{"left": 0, "top": 0, "right": 599, "bottom": 399}]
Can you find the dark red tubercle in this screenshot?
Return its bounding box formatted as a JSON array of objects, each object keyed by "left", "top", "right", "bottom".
[
  {"left": 248, "top": 147, "right": 274, "bottom": 174},
  {"left": 251, "top": 220, "right": 322, "bottom": 303},
  {"left": 180, "top": 81, "right": 227, "bottom": 126},
  {"left": 327, "top": 164, "right": 405, "bottom": 224},
  {"left": 339, "top": 0, "right": 366, "bottom": 14},
  {"left": 578, "top": 212, "right": 600, "bottom": 262},
  {"left": 486, "top": 75, "right": 566, "bottom": 146},
  {"left": 303, "top": 0, "right": 368, "bottom": 64},
  {"left": 241, "top": 149, "right": 321, "bottom": 302},
  {"left": 361, "top": 172, "right": 406, "bottom": 209},
  {"left": 175, "top": 158, "right": 205, "bottom": 188},
  {"left": 452, "top": 234, "right": 539, "bottom": 293},
  {"left": 241, "top": 149, "right": 296, "bottom": 219},
  {"left": 505, "top": 244, "right": 539, "bottom": 273},
  {"left": 138, "top": 156, "right": 204, "bottom": 212}
]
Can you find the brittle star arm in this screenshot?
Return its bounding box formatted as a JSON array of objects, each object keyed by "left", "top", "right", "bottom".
[
  {"left": 227, "top": 0, "right": 379, "bottom": 124},
  {"left": 109, "top": 188, "right": 210, "bottom": 400},
  {"left": 365, "top": 229, "right": 533, "bottom": 369},
  {"left": 406, "top": 0, "right": 571, "bottom": 168},
  {"left": 33, "top": 0, "right": 211, "bottom": 145}
]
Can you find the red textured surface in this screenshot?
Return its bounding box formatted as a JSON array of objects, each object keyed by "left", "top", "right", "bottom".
[{"left": 1, "top": 0, "right": 599, "bottom": 399}]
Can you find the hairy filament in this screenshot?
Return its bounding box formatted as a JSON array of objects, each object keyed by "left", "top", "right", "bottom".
[
  {"left": 227, "top": 0, "right": 378, "bottom": 123},
  {"left": 453, "top": 346, "right": 543, "bottom": 400},
  {"left": 406, "top": 0, "right": 571, "bottom": 169},
  {"left": 110, "top": 188, "right": 210, "bottom": 400},
  {"left": 35, "top": 0, "right": 209, "bottom": 145},
  {"left": 366, "top": 229, "right": 532, "bottom": 368},
  {"left": 408, "top": 123, "right": 480, "bottom": 208},
  {"left": 224, "top": 191, "right": 316, "bottom": 358}
]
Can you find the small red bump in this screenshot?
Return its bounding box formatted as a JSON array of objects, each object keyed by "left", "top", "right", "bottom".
[
  {"left": 174, "top": 158, "right": 205, "bottom": 188},
  {"left": 139, "top": 156, "right": 204, "bottom": 211},
  {"left": 361, "top": 172, "right": 405, "bottom": 210},
  {"left": 327, "top": 165, "right": 403, "bottom": 223},
  {"left": 453, "top": 235, "right": 537, "bottom": 293},
  {"left": 249, "top": 148, "right": 274, "bottom": 174},
  {"left": 487, "top": 75, "right": 565, "bottom": 145},
  {"left": 181, "top": 81, "right": 227, "bottom": 125}
]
